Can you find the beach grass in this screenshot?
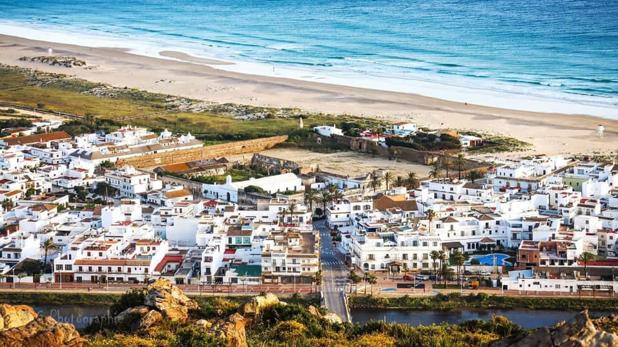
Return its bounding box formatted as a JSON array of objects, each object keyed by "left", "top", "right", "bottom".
[{"left": 0, "top": 64, "right": 386, "bottom": 142}]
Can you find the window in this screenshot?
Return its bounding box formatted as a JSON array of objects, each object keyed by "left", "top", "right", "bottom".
[{"left": 56, "top": 264, "right": 62, "bottom": 271}]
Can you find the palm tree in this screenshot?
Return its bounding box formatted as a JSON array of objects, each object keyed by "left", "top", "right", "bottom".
[
  {"left": 443, "top": 159, "right": 451, "bottom": 179},
  {"left": 406, "top": 172, "right": 419, "bottom": 189},
  {"left": 441, "top": 251, "right": 449, "bottom": 289},
  {"left": 286, "top": 201, "right": 297, "bottom": 224},
  {"left": 349, "top": 271, "right": 362, "bottom": 293},
  {"left": 455, "top": 154, "right": 466, "bottom": 180},
  {"left": 369, "top": 173, "right": 382, "bottom": 192},
  {"left": 384, "top": 171, "right": 393, "bottom": 190},
  {"left": 42, "top": 239, "right": 58, "bottom": 274},
  {"left": 395, "top": 176, "right": 403, "bottom": 188},
  {"left": 438, "top": 250, "right": 447, "bottom": 283},
  {"left": 429, "top": 161, "right": 442, "bottom": 179},
  {"left": 318, "top": 190, "right": 332, "bottom": 215},
  {"left": 426, "top": 209, "right": 437, "bottom": 233},
  {"left": 579, "top": 252, "right": 595, "bottom": 279},
  {"left": 365, "top": 273, "right": 377, "bottom": 295},
  {"left": 304, "top": 189, "right": 318, "bottom": 213},
  {"left": 329, "top": 185, "right": 344, "bottom": 202},
  {"left": 430, "top": 250, "right": 440, "bottom": 282},
  {"left": 451, "top": 251, "right": 466, "bottom": 285}
]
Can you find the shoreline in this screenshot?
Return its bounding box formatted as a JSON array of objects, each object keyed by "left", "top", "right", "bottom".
[{"left": 0, "top": 33, "right": 616, "bottom": 155}]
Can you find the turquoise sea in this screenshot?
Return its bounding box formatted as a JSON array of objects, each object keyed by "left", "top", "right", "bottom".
[{"left": 0, "top": 0, "right": 617, "bottom": 118}]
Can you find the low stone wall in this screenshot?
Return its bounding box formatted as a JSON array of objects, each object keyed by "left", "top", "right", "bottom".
[
  {"left": 117, "top": 135, "right": 288, "bottom": 168},
  {"left": 316, "top": 133, "right": 489, "bottom": 171}
]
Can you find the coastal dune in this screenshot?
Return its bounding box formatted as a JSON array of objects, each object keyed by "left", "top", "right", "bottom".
[{"left": 0, "top": 33, "right": 616, "bottom": 156}]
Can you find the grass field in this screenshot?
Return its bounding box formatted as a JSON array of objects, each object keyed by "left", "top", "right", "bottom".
[{"left": 0, "top": 64, "right": 386, "bottom": 142}]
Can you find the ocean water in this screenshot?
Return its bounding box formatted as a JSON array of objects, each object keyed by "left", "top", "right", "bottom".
[{"left": 0, "top": 0, "right": 617, "bottom": 118}]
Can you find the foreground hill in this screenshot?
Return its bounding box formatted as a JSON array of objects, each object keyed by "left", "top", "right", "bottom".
[{"left": 0, "top": 279, "right": 616, "bottom": 347}]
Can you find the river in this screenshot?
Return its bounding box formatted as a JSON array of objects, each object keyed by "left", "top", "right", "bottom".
[
  {"left": 30, "top": 304, "right": 611, "bottom": 330},
  {"left": 352, "top": 308, "right": 612, "bottom": 329},
  {"left": 32, "top": 304, "right": 111, "bottom": 331}
]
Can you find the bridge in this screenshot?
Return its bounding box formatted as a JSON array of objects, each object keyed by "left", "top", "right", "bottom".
[{"left": 316, "top": 220, "right": 351, "bottom": 322}]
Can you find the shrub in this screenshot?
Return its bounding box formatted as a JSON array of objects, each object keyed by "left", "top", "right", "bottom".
[{"left": 173, "top": 326, "right": 226, "bottom": 347}]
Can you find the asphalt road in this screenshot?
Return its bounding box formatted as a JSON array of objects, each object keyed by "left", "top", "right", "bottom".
[{"left": 315, "top": 220, "right": 350, "bottom": 322}]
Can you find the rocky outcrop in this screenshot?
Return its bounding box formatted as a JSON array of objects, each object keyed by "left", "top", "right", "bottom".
[
  {"left": 307, "top": 305, "right": 343, "bottom": 325},
  {"left": 110, "top": 279, "right": 198, "bottom": 332},
  {"left": 143, "top": 278, "right": 198, "bottom": 322},
  {"left": 0, "top": 316, "right": 82, "bottom": 347},
  {"left": 493, "top": 311, "right": 618, "bottom": 347},
  {"left": 0, "top": 304, "right": 38, "bottom": 330},
  {"left": 238, "top": 293, "right": 281, "bottom": 322},
  {"left": 115, "top": 305, "right": 162, "bottom": 331},
  {"left": 209, "top": 313, "right": 248, "bottom": 347}
]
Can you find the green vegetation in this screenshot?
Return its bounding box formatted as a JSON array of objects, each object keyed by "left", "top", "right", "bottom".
[
  {"left": 386, "top": 132, "right": 462, "bottom": 151},
  {"left": 164, "top": 165, "right": 270, "bottom": 185},
  {"left": 0, "top": 64, "right": 386, "bottom": 142},
  {"left": 0, "top": 292, "right": 121, "bottom": 306},
  {"left": 350, "top": 293, "right": 618, "bottom": 311},
  {"left": 0, "top": 117, "right": 33, "bottom": 136},
  {"left": 461, "top": 131, "right": 531, "bottom": 154},
  {"left": 86, "top": 293, "right": 520, "bottom": 347}
]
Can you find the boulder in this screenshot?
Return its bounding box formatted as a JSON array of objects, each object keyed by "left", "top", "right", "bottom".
[
  {"left": 115, "top": 305, "right": 150, "bottom": 325},
  {"left": 136, "top": 309, "right": 163, "bottom": 331},
  {"left": 210, "top": 313, "right": 248, "bottom": 347},
  {"left": 0, "top": 304, "right": 38, "bottom": 330},
  {"left": 307, "top": 305, "right": 342, "bottom": 324},
  {"left": 0, "top": 316, "right": 82, "bottom": 347},
  {"left": 238, "top": 293, "right": 281, "bottom": 321},
  {"left": 493, "top": 311, "right": 618, "bottom": 347},
  {"left": 143, "top": 279, "right": 198, "bottom": 322},
  {"left": 322, "top": 312, "right": 343, "bottom": 325}
]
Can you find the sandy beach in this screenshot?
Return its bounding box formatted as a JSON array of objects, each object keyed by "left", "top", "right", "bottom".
[{"left": 0, "top": 34, "right": 616, "bottom": 156}]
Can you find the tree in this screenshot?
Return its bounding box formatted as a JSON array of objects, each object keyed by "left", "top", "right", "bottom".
[
  {"left": 430, "top": 250, "right": 440, "bottom": 282},
  {"left": 438, "top": 250, "right": 447, "bottom": 283},
  {"left": 429, "top": 161, "right": 442, "bottom": 179},
  {"left": 426, "top": 209, "right": 437, "bottom": 233},
  {"left": 443, "top": 159, "right": 451, "bottom": 179},
  {"left": 349, "top": 271, "right": 362, "bottom": 293},
  {"left": 384, "top": 171, "right": 393, "bottom": 190},
  {"left": 451, "top": 251, "right": 466, "bottom": 285},
  {"left": 579, "top": 252, "right": 595, "bottom": 278},
  {"left": 244, "top": 185, "right": 267, "bottom": 194},
  {"left": 25, "top": 187, "right": 37, "bottom": 198},
  {"left": 94, "top": 182, "right": 118, "bottom": 200},
  {"left": 369, "top": 173, "right": 382, "bottom": 192},
  {"left": 285, "top": 201, "right": 297, "bottom": 224},
  {"left": 2, "top": 199, "right": 14, "bottom": 210},
  {"left": 329, "top": 185, "right": 344, "bottom": 202},
  {"left": 304, "top": 188, "right": 317, "bottom": 213},
  {"left": 313, "top": 270, "right": 322, "bottom": 293},
  {"left": 318, "top": 190, "right": 332, "bottom": 215},
  {"left": 455, "top": 154, "right": 466, "bottom": 180},
  {"left": 406, "top": 172, "right": 419, "bottom": 189},
  {"left": 467, "top": 169, "right": 483, "bottom": 182},
  {"left": 395, "top": 176, "right": 403, "bottom": 188},
  {"left": 42, "top": 239, "right": 58, "bottom": 274},
  {"left": 365, "top": 273, "right": 377, "bottom": 295}
]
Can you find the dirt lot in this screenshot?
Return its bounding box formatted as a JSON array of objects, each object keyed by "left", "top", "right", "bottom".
[{"left": 255, "top": 147, "right": 432, "bottom": 178}]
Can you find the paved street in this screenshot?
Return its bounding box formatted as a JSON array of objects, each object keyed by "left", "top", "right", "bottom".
[{"left": 316, "top": 220, "right": 350, "bottom": 322}]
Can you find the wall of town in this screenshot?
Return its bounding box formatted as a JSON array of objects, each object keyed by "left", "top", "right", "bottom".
[
  {"left": 117, "top": 135, "right": 288, "bottom": 168},
  {"left": 316, "top": 134, "right": 489, "bottom": 171}
]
